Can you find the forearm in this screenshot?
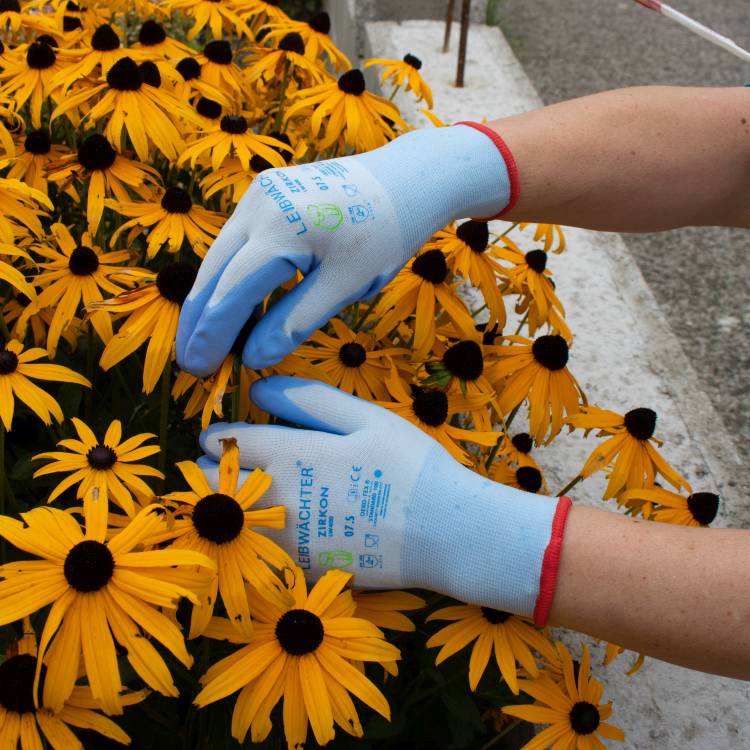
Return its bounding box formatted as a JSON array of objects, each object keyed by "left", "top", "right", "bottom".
[
  {"left": 488, "top": 86, "right": 750, "bottom": 232},
  {"left": 550, "top": 505, "right": 750, "bottom": 679}
]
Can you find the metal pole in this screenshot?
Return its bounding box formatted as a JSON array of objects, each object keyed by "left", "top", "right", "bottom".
[
  {"left": 455, "top": 0, "right": 471, "bottom": 87},
  {"left": 443, "top": 0, "right": 455, "bottom": 53}
]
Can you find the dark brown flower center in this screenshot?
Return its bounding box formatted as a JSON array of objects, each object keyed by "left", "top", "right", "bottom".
[
  {"left": 0, "top": 348, "right": 19, "bottom": 375},
  {"left": 511, "top": 433, "right": 533, "bottom": 453},
  {"left": 531, "top": 334, "right": 569, "bottom": 371},
  {"left": 412, "top": 389, "right": 448, "bottom": 427},
  {"left": 339, "top": 342, "right": 366, "bottom": 368},
  {"left": 196, "top": 97, "right": 221, "bottom": 119},
  {"left": 91, "top": 23, "right": 119, "bottom": 51},
  {"left": 24, "top": 129, "right": 51, "bottom": 155},
  {"left": 221, "top": 115, "right": 248, "bottom": 135},
  {"left": 516, "top": 466, "right": 542, "bottom": 493},
  {"left": 623, "top": 407, "right": 656, "bottom": 441},
  {"left": 156, "top": 262, "right": 198, "bottom": 305},
  {"left": 78, "top": 133, "right": 116, "bottom": 171},
  {"left": 455, "top": 220, "right": 488, "bottom": 252},
  {"left": 26, "top": 40, "right": 56, "bottom": 69},
  {"left": 0, "top": 654, "right": 37, "bottom": 714},
  {"left": 161, "top": 187, "right": 192, "bottom": 214},
  {"left": 139, "top": 60, "right": 161, "bottom": 87},
  {"left": 250, "top": 154, "right": 272, "bottom": 173},
  {"left": 192, "top": 493, "right": 245, "bottom": 544},
  {"left": 275, "top": 609, "right": 324, "bottom": 655},
  {"left": 569, "top": 701, "right": 600, "bottom": 735},
  {"left": 477, "top": 321, "right": 501, "bottom": 345},
  {"left": 107, "top": 56, "right": 142, "bottom": 91},
  {"left": 204, "top": 40, "right": 232, "bottom": 65},
  {"left": 308, "top": 11, "right": 330, "bottom": 34},
  {"left": 86, "top": 444, "right": 117, "bottom": 469},
  {"left": 443, "top": 340, "right": 483, "bottom": 381},
  {"left": 64, "top": 540, "right": 115, "bottom": 592},
  {"left": 481, "top": 607, "right": 511, "bottom": 624},
  {"left": 525, "top": 249, "right": 547, "bottom": 273},
  {"left": 63, "top": 15, "right": 82, "bottom": 31},
  {"left": 412, "top": 249, "right": 448, "bottom": 284},
  {"left": 176, "top": 56, "right": 200, "bottom": 80},
  {"left": 139, "top": 19, "right": 166, "bottom": 46},
  {"left": 0, "top": 0, "right": 20, "bottom": 12},
  {"left": 279, "top": 32, "right": 304, "bottom": 55},
  {"left": 68, "top": 246, "right": 99, "bottom": 276},
  {"left": 687, "top": 492, "right": 719, "bottom": 526},
  {"left": 403, "top": 52, "right": 422, "bottom": 70},
  {"left": 338, "top": 69, "right": 365, "bottom": 95}
]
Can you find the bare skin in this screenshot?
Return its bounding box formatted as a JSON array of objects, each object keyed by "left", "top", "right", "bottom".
[
  {"left": 485, "top": 85, "right": 750, "bottom": 679},
  {"left": 489, "top": 85, "right": 750, "bottom": 231}
]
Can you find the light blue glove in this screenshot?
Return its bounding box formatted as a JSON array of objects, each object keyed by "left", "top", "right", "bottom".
[
  {"left": 197, "top": 376, "right": 571, "bottom": 625},
  {"left": 177, "top": 123, "right": 516, "bottom": 376}
]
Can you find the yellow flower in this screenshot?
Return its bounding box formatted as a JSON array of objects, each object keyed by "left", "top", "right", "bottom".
[
  {"left": 47, "top": 132, "right": 161, "bottom": 235},
  {"left": 0, "top": 176, "right": 53, "bottom": 243},
  {"left": 565, "top": 406, "right": 689, "bottom": 500},
  {"left": 0, "top": 502, "right": 215, "bottom": 714},
  {"left": 31, "top": 223, "right": 129, "bottom": 357},
  {"left": 519, "top": 222, "right": 566, "bottom": 254},
  {"left": 7, "top": 127, "right": 69, "bottom": 194},
  {"left": 503, "top": 642, "right": 625, "bottom": 749},
  {"left": 106, "top": 186, "right": 226, "bottom": 259},
  {"left": 286, "top": 69, "right": 405, "bottom": 153},
  {"left": 493, "top": 431, "right": 540, "bottom": 470},
  {"left": 160, "top": 438, "right": 292, "bottom": 638},
  {"left": 0, "top": 623, "right": 147, "bottom": 748},
  {"left": 491, "top": 459, "right": 547, "bottom": 495},
  {"left": 33, "top": 417, "right": 162, "bottom": 515},
  {"left": 602, "top": 643, "right": 645, "bottom": 677},
  {"left": 0, "top": 338, "right": 90, "bottom": 430},
  {"left": 88, "top": 262, "right": 198, "bottom": 394},
  {"left": 427, "top": 604, "right": 556, "bottom": 694},
  {"left": 619, "top": 485, "right": 719, "bottom": 526},
  {"left": 132, "top": 19, "right": 192, "bottom": 59},
  {"left": 160, "top": 0, "right": 251, "bottom": 40},
  {"left": 489, "top": 334, "right": 584, "bottom": 445},
  {"left": 245, "top": 31, "right": 329, "bottom": 90},
  {"left": 364, "top": 53, "right": 433, "bottom": 108},
  {"left": 0, "top": 244, "right": 36, "bottom": 303},
  {"left": 353, "top": 590, "right": 425, "bottom": 632},
  {"left": 195, "top": 40, "right": 246, "bottom": 96},
  {"left": 195, "top": 566, "right": 399, "bottom": 748},
  {"left": 373, "top": 249, "right": 477, "bottom": 360}
]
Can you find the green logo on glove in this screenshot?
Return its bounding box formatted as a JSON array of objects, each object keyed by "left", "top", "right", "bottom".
[
  {"left": 318, "top": 549, "right": 353, "bottom": 568},
  {"left": 307, "top": 203, "right": 344, "bottom": 231}
]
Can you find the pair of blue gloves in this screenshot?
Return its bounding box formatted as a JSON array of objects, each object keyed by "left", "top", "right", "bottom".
[{"left": 176, "top": 123, "right": 570, "bottom": 625}]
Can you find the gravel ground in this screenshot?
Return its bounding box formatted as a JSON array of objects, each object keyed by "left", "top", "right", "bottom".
[{"left": 492, "top": 0, "right": 750, "bottom": 466}]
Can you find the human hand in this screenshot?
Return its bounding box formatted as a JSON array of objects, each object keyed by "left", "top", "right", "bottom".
[
  {"left": 176, "top": 124, "right": 515, "bottom": 376},
  {"left": 196, "top": 376, "right": 570, "bottom": 624}
]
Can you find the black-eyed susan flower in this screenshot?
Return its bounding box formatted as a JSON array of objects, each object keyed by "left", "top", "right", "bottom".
[
  {"left": 47, "top": 132, "right": 161, "bottom": 235},
  {"left": 0, "top": 501, "right": 215, "bottom": 714},
  {"left": 245, "top": 31, "right": 328, "bottom": 90},
  {"left": 89, "top": 261, "right": 197, "bottom": 393},
  {"left": 0, "top": 338, "right": 90, "bottom": 430},
  {"left": 377, "top": 368, "right": 498, "bottom": 465},
  {"left": 180, "top": 112, "right": 290, "bottom": 172},
  {"left": 489, "top": 334, "right": 584, "bottom": 445},
  {"left": 33, "top": 418, "right": 162, "bottom": 515},
  {"left": 503, "top": 642, "right": 624, "bottom": 749},
  {"left": 427, "top": 604, "right": 556, "bottom": 694},
  {"left": 353, "top": 590, "right": 425, "bottom": 632},
  {"left": 285, "top": 68, "right": 405, "bottom": 153},
  {"left": 427, "top": 221, "right": 508, "bottom": 329},
  {"left": 373, "top": 249, "right": 477, "bottom": 360},
  {"left": 172, "top": 55, "right": 232, "bottom": 106},
  {"left": 495, "top": 431, "right": 539, "bottom": 469},
  {"left": 492, "top": 460, "right": 547, "bottom": 495},
  {"left": 132, "top": 19, "right": 191, "bottom": 59},
  {"left": 7, "top": 128, "right": 69, "bottom": 194},
  {"left": 519, "top": 222, "right": 566, "bottom": 254},
  {"left": 195, "top": 40, "right": 245, "bottom": 96},
  {"left": 0, "top": 176, "right": 53, "bottom": 243},
  {"left": 107, "top": 186, "right": 225, "bottom": 259},
  {"left": 0, "top": 38, "right": 67, "bottom": 128},
  {"left": 195, "top": 566, "right": 399, "bottom": 748},
  {"left": 294, "top": 317, "right": 411, "bottom": 401},
  {"left": 3, "top": 292, "right": 74, "bottom": 348},
  {"left": 0, "top": 245, "right": 36, "bottom": 302},
  {"left": 52, "top": 55, "right": 198, "bottom": 162},
  {"left": 0, "top": 623, "right": 147, "bottom": 748},
  {"left": 565, "top": 406, "right": 689, "bottom": 500},
  {"left": 364, "top": 52, "right": 433, "bottom": 108},
  {"left": 32, "top": 222, "right": 129, "bottom": 357},
  {"left": 620, "top": 485, "right": 719, "bottom": 526},
  {"left": 161, "top": 0, "right": 250, "bottom": 40},
  {"left": 158, "top": 438, "right": 291, "bottom": 638},
  {"left": 235, "top": 0, "right": 289, "bottom": 29}
]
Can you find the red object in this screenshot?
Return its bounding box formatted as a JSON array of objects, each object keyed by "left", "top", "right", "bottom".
[
  {"left": 533, "top": 495, "right": 573, "bottom": 627},
  {"left": 632, "top": 0, "right": 662, "bottom": 11},
  {"left": 454, "top": 120, "right": 521, "bottom": 219}
]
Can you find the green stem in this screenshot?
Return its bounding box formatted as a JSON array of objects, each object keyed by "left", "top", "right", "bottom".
[
  {"left": 513, "top": 312, "right": 529, "bottom": 336},
  {"left": 556, "top": 475, "right": 582, "bottom": 498},
  {"left": 484, "top": 434, "right": 503, "bottom": 471},
  {"left": 499, "top": 221, "right": 518, "bottom": 238},
  {"left": 472, "top": 302, "right": 488, "bottom": 318},
  {"left": 352, "top": 295, "right": 380, "bottom": 332},
  {"left": 84, "top": 323, "right": 95, "bottom": 423},
  {"left": 388, "top": 83, "right": 402, "bottom": 101},
  {"left": 503, "top": 401, "right": 522, "bottom": 431},
  {"left": 0, "top": 424, "right": 6, "bottom": 562},
  {"left": 478, "top": 719, "right": 522, "bottom": 750},
  {"left": 157, "top": 363, "right": 171, "bottom": 492},
  {"left": 404, "top": 669, "right": 465, "bottom": 710},
  {"left": 274, "top": 58, "right": 291, "bottom": 131}
]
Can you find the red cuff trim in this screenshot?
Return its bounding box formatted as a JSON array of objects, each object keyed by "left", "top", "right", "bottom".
[
  {"left": 533, "top": 496, "right": 573, "bottom": 627},
  {"left": 454, "top": 121, "right": 520, "bottom": 220}
]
